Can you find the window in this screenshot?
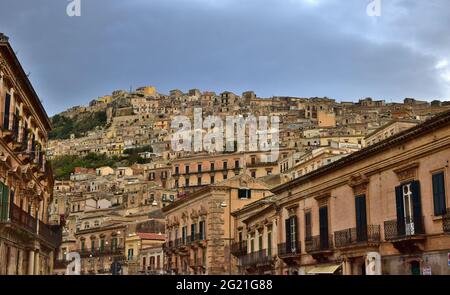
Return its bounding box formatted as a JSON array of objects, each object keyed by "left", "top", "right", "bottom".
[
  {"left": 395, "top": 181, "right": 422, "bottom": 236},
  {"left": 210, "top": 176, "right": 215, "bottom": 184},
  {"left": 251, "top": 171, "right": 256, "bottom": 178},
  {"left": 223, "top": 161, "right": 228, "bottom": 170},
  {"left": 174, "top": 166, "right": 179, "bottom": 175},
  {"left": 128, "top": 248, "right": 134, "bottom": 260},
  {"left": 432, "top": 172, "right": 447, "bottom": 216},
  {"left": 210, "top": 162, "right": 215, "bottom": 171},
  {"left": 223, "top": 174, "right": 228, "bottom": 180},
  {"left": 94, "top": 220, "right": 100, "bottom": 227},
  {"left": 234, "top": 160, "right": 240, "bottom": 168},
  {"left": 304, "top": 211, "right": 312, "bottom": 241},
  {"left": 81, "top": 240, "right": 85, "bottom": 252},
  {"left": 267, "top": 231, "right": 272, "bottom": 256},
  {"left": 285, "top": 216, "right": 297, "bottom": 253},
  {"left": 355, "top": 195, "right": 368, "bottom": 241},
  {"left": 319, "top": 206, "right": 329, "bottom": 248},
  {"left": 258, "top": 232, "right": 263, "bottom": 251},
  {"left": 191, "top": 223, "right": 196, "bottom": 241},
  {"left": 100, "top": 239, "right": 105, "bottom": 252},
  {"left": 197, "top": 177, "right": 202, "bottom": 185},
  {"left": 185, "top": 165, "right": 190, "bottom": 174},
  {"left": 182, "top": 226, "right": 187, "bottom": 244},
  {"left": 197, "top": 164, "right": 202, "bottom": 173},
  {"left": 238, "top": 189, "right": 251, "bottom": 200},
  {"left": 199, "top": 220, "right": 206, "bottom": 240},
  {"left": 90, "top": 240, "right": 95, "bottom": 252},
  {"left": 111, "top": 237, "right": 118, "bottom": 251}
]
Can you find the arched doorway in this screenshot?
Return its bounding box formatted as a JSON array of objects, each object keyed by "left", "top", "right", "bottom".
[{"left": 410, "top": 261, "right": 421, "bottom": 275}]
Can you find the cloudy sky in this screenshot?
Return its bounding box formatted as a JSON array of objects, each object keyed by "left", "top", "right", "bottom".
[{"left": 0, "top": 0, "right": 449, "bottom": 115}]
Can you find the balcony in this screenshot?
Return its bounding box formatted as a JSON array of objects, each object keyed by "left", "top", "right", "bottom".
[
  {"left": 305, "top": 235, "right": 334, "bottom": 253},
  {"left": 9, "top": 203, "right": 37, "bottom": 233},
  {"left": 38, "top": 221, "right": 62, "bottom": 248},
  {"left": 240, "top": 249, "right": 274, "bottom": 268},
  {"left": 444, "top": 211, "right": 450, "bottom": 233},
  {"left": 305, "top": 235, "right": 334, "bottom": 261},
  {"left": 230, "top": 240, "right": 247, "bottom": 257},
  {"left": 278, "top": 241, "right": 301, "bottom": 259},
  {"left": 78, "top": 247, "right": 125, "bottom": 258},
  {"left": 384, "top": 217, "right": 425, "bottom": 252},
  {"left": 1, "top": 112, "right": 13, "bottom": 140},
  {"left": 334, "top": 225, "right": 381, "bottom": 249},
  {"left": 1, "top": 203, "right": 62, "bottom": 248}
]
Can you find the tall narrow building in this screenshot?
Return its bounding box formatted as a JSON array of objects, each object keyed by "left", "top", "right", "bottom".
[{"left": 0, "top": 33, "right": 59, "bottom": 275}]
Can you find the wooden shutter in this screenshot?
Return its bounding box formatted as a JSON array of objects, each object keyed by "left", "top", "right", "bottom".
[
  {"left": 0, "top": 182, "right": 5, "bottom": 221},
  {"left": 285, "top": 219, "right": 291, "bottom": 252},
  {"left": 3, "top": 93, "right": 10, "bottom": 129},
  {"left": 319, "top": 206, "right": 329, "bottom": 249},
  {"left": 432, "top": 173, "right": 446, "bottom": 216},
  {"left": 411, "top": 181, "right": 423, "bottom": 234},
  {"left": 355, "top": 195, "right": 368, "bottom": 241},
  {"left": 395, "top": 185, "right": 405, "bottom": 236}
]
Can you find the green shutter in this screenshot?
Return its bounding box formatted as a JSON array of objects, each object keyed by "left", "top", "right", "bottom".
[{"left": 432, "top": 173, "right": 446, "bottom": 216}]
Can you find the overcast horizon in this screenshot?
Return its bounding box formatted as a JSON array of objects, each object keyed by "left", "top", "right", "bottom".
[{"left": 1, "top": 0, "right": 450, "bottom": 116}]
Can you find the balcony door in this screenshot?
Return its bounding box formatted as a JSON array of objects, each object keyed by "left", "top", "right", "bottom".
[
  {"left": 355, "top": 195, "right": 368, "bottom": 242},
  {"left": 395, "top": 181, "right": 422, "bottom": 236},
  {"left": 3, "top": 93, "right": 10, "bottom": 129},
  {"left": 0, "top": 182, "right": 9, "bottom": 221},
  {"left": 319, "top": 206, "right": 329, "bottom": 249}
]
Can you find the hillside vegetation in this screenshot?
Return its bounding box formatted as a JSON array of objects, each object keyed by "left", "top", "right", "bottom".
[{"left": 49, "top": 111, "right": 107, "bottom": 140}]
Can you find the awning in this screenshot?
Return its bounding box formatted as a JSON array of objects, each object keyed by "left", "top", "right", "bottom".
[{"left": 307, "top": 264, "right": 342, "bottom": 275}]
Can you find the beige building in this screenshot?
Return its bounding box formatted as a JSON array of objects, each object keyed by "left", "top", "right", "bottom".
[
  {"left": 365, "top": 119, "right": 419, "bottom": 147},
  {"left": 163, "top": 174, "right": 273, "bottom": 274},
  {"left": 232, "top": 110, "right": 450, "bottom": 275},
  {"left": 0, "top": 33, "right": 60, "bottom": 275}
]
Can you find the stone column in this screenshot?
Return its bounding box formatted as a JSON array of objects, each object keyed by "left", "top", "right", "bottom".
[
  {"left": 49, "top": 251, "right": 54, "bottom": 275},
  {"left": 28, "top": 250, "right": 35, "bottom": 275},
  {"left": 34, "top": 251, "right": 40, "bottom": 275},
  {"left": 343, "top": 258, "right": 352, "bottom": 275}
]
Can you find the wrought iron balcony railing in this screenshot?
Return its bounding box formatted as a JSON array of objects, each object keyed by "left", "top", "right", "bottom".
[
  {"left": 240, "top": 249, "right": 274, "bottom": 267},
  {"left": 443, "top": 210, "right": 450, "bottom": 233},
  {"left": 305, "top": 235, "right": 334, "bottom": 253},
  {"left": 278, "top": 241, "right": 301, "bottom": 258},
  {"left": 38, "top": 221, "right": 62, "bottom": 248},
  {"left": 9, "top": 203, "right": 37, "bottom": 233},
  {"left": 230, "top": 240, "right": 247, "bottom": 257},
  {"left": 384, "top": 217, "right": 425, "bottom": 241},
  {"left": 334, "top": 225, "right": 381, "bottom": 248}
]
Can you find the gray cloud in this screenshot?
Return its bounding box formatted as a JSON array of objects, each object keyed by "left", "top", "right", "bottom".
[{"left": 0, "top": 0, "right": 449, "bottom": 115}]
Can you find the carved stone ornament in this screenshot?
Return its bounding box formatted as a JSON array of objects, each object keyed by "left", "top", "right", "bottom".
[
  {"left": 348, "top": 173, "right": 369, "bottom": 195},
  {"left": 394, "top": 162, "right": 419, "bottom": 182}
]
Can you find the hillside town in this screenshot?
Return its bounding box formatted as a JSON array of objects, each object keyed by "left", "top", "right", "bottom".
[{"left": 1, "top": 32, "right": 450, "bottom": 275}]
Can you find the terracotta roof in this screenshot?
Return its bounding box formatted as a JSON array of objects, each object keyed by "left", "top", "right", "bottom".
[{"left": 136, "top": 233, "right": 165, "bottom": 241}]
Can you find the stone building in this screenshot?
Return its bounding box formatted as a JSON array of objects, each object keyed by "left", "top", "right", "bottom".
[
  {"left": 0, "top": 33, "right": 60, "bottom": 275},
  {"left": 232, "top": 110, "right": 450, "bottom": 275},
  {"left": 163, "top": 174, "right": 273, "bottom": 275}
]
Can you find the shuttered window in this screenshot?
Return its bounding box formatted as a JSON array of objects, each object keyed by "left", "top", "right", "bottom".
[
  {"left": 304, "top": 211, "right": 312, "bottom": 241},
  {"left": 432, "top": 172, "right": 447, "bottom": 216},
  {"left": 355, "top": 195, "right": 368, "bottom": 241}
]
